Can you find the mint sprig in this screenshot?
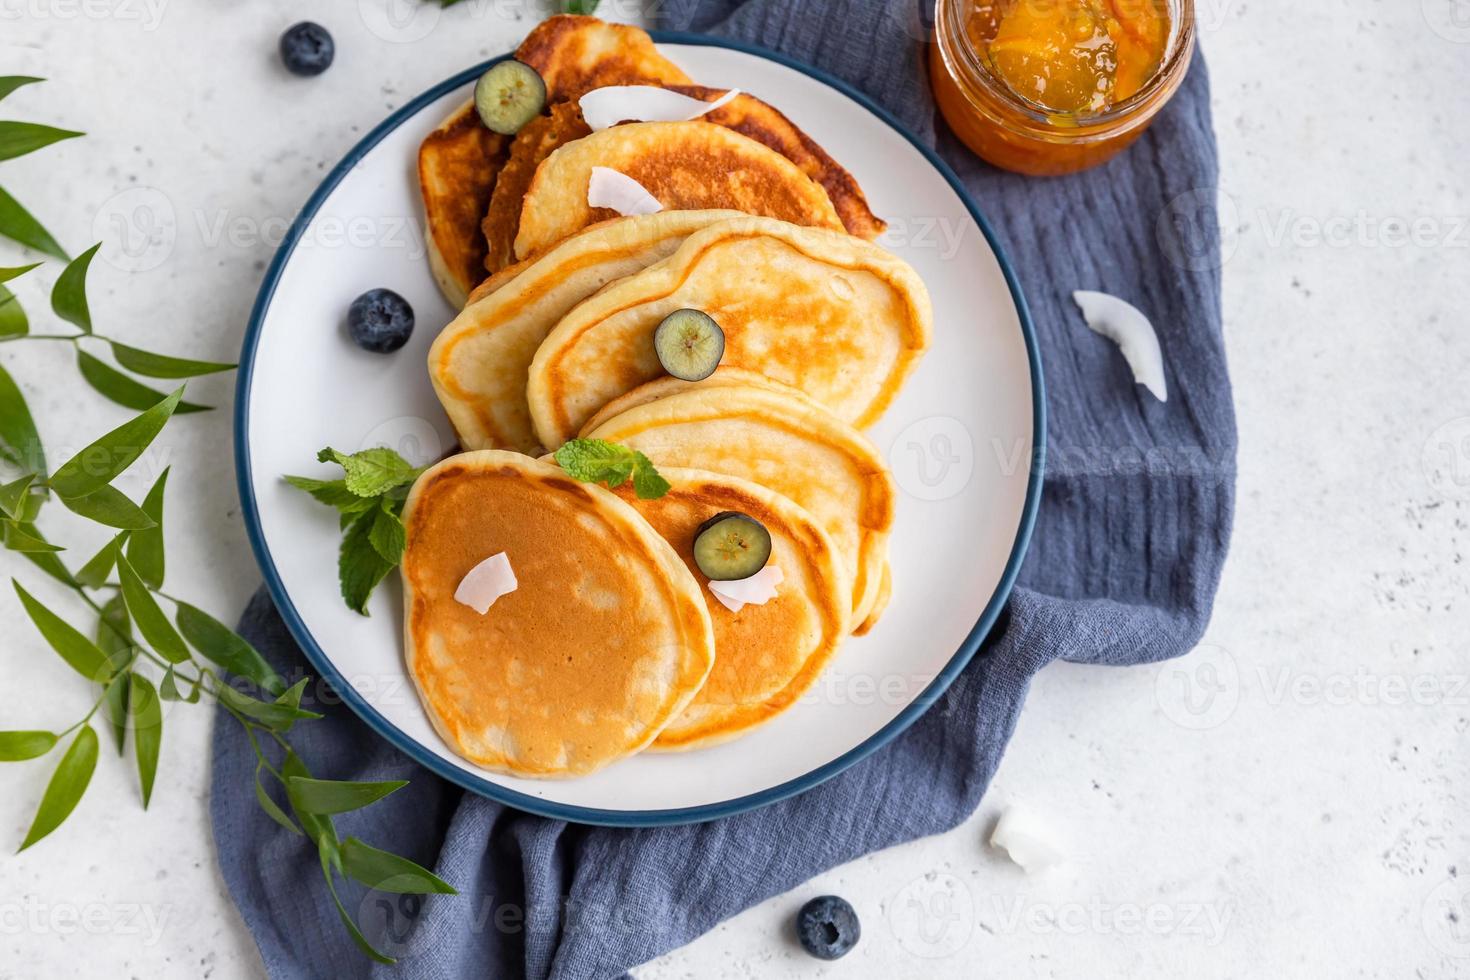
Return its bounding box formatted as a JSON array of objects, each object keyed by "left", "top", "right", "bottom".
[
  {"left": 554, "top": 438, "right": 670, "bottom": 499},
  {"left": 287, "top": 446, "right": 425, "bottom": 615}
]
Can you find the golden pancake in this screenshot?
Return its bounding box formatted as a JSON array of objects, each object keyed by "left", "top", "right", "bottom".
[
  {"left": 430, "top": 210, "right": 746, "bottom": 454},
  {"left": 418, "top": 101, "right": 508, "bottom": 307},
  {"left": 585, "top": 383, "right": 896, "bottom": 628},
  {"left": 674, "top": 85, "right": 885, "bottom": 241},
  {"left": 401, "top": 451, "right": 714, "bottom": 777},
  {"left": 516, "top": 14, "right": 692, "bottom": 100},
  {"left": 479, "top": 102, "right": 592, "bottom": 276},
  {"left": 608, "top": 468, "right": 849, "bottom": 750},
  {"left": 576, "top": 367, "right": 803, "bottom": 438},
  {"left": 512, "top": 121, "right": 844, "bottom": 261},
  {"left": 526, "top": 215, "right": 932, "bottom": 449}
]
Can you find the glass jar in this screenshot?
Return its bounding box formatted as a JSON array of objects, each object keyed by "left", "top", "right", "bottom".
[{"left": 930, "top": 0, "right": 1196, "bottom": 176}]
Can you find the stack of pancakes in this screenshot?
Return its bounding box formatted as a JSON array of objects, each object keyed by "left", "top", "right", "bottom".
[{"left": 406, "top": 16, "right": 933, "bottom": 778}]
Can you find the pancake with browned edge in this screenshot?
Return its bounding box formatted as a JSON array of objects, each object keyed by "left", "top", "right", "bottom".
[
  {"left": 611, "top": 468, "right": 850, "bottom": 750},
  {"left": 401, "top": 451, "right": 714, "bottom": 777}
]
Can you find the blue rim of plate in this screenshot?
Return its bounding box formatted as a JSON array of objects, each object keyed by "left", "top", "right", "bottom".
[{"left": 234, "top": 31, "right": 1046, "bottom": 827}]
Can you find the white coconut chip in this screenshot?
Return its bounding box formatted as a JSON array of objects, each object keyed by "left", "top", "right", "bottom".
[
  {"left": 990, "top": 805, "right": 1064, "bottom": 873},
  {"left": 578, "top": 85, "right": 742, "bottom": 132},
  {"left": 454, "top": 552, "right": 518, "bottom": 615},
  {"left": 707, "top": 564, "right": 784, "bottom": 614},
  {"left": 1073, "top": 290, "right": 1168, "bottom": 402},
  {"left": 587, "top": 166, "right": 663, "bottom": 216}
]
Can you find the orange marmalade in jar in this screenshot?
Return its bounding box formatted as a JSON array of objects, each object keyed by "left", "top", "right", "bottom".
[{"left": 931, "top": 0, "right": 1195, "bottom": 175}]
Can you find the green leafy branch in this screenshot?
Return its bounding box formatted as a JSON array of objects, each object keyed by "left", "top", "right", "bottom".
[{"left": 0, "top": 76, "right": 451, "bottom": 963}]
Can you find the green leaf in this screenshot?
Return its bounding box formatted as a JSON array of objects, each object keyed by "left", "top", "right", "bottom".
[
  {"left": 50, "top": 242, "right": 100, "bottom": 333},
  {"left": 321, "top": 853, "right": 396, "bottom": 965},
  {"left": 173, "top": 601, "right": 283, "bottom": 696},
  {"left": 0, "top": 473, "right": 35, "bottom": 517},
  {"left": 103, "top": 672, "right": 131, "bottom": 755},
  {"left": 0, "top": 122, "right": 83, "bottom": 163},
  {"left": 12, "top": 580, "right": 113, "bottom": 681},
  {"left": 0, "top": 730, "right": 56, "bottom": 761},
  {"left": 284, "top": 475, "right": 375, "bottom": 514},
  {"left": 215, "top": 683, "right": 321, "bottom": 731},
  {"left": 74, "top": 532, "right": 127, "bottom": 588},
  {"left": 317, "top": 446, "right": 421, "bottom": 498},
  {"left": 340, "top": 837, "right": 457, "bottom": 894},
  {"left": 126, "top": 467, "right": 167, "bottom": 587},
  {"left": 288, "top": 776, "right": 407, "bottom": 816},
  {"left": 281, "top": 751, "right": 338, "bottom": 850},
  {"left": 19, "top": 727, "right": 98, "bottom": 851},
  {"left": 128, "top": 673, "right": 162, "bottom": 808},
  {"left": 630, "top": 451, "right": 671, "bottom": 500},
  {"left": 339, "top": 509, "right": 394, "bottom": 615},
  {"left": 3, "top": 521, "right": 63, "bottom": 552},
  {"left": 48, "top": 386, "right": 183, "bottom": 498},
  {"left": 59, "top": 484, "right": 155, "bottom": 530},
  {"left": 564, "top": 0, "right": 601, "bottom": 14},
  {"left": 0, "top": 284, "right": 26, "bottom": 338},
  {"left": 254, "top": 765, "right": 302, "bottom": 835},
  {"left": 75, "top": 350, "right": 210, "bottom": 415},
  {"left": 0, "top": 185, "right": 65, "bottom": 260},
  {"left": 0, "top": 361, "right": 43, "bottom": 473},
  {"left": 109, "top": 342, "right": 234, "bottom": 379},
  {"left": 368, "top": 504, "right": 406, "bottom": 564},
  {"left": 554, "top": 438, "right": 670, "bottom": 499},
  {"left": 22, "top": 549, "right": 75, "bottom": 588},
  {"left": 0, "top": 262, "right": 39, "bottom": 283},
  {"left": 115, "top": 553, "right": 189, "bottom": 663},
  {"left": 0, "top": 77, "right": 43, "bottom": 103}
]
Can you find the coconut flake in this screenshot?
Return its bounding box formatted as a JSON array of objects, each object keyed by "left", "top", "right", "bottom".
[
  {"left": 990, "top": 805, "right": 1064, "bottom": 873},
  {"left": 578, "top": 85, "right": 742, "bottom": 132},
  {"left": 588, "top": 167, "right": 663, "bottom": 217},
  {"left": 1073, "top": 290, "right": 1168, "bottom": 402},
  {"left": 454, "top": 552, "right": 518, "bottom": 615},
  {"left": 707, "top": 564, "right": 784, "bottom": 614}
]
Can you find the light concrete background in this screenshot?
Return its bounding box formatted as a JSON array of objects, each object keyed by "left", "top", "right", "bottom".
[{"left": 2, "top": 0, "right": 1467, "bottom": 977}]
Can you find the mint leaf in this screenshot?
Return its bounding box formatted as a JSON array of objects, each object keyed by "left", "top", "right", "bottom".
[
  {"left": 317, "top": 446, "right": 420, "bottom": 497},
  {"left": 339, "top": 509, "right": 394, "bottom": 615},
  {"left": 554, "top": 438, "right": 670, "bottom": 499},
  {"left": 368, "top": 503, "right": 406, "bottom": 564},
  {"left": 284, "top": 475, "right": 374, "bottom": 514}
]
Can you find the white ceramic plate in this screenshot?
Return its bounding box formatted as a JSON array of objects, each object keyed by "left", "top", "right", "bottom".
[{"left": 236, "top": 35, "right": 1042, "bottom": 825}]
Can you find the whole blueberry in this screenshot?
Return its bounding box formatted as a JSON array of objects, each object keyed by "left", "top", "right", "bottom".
[
  {"left": 280, "top": 22, "right": 334, "bottom": 77},
  {"left": 796, "top": 895, "right": 860, "bottom": 960},
  {"left": 347, "top": 288, "right": 415, "bottom": 353}
]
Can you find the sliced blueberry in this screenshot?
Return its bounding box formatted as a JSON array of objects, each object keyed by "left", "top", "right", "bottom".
[
  {"left": 280, "top": 22, "right": 334, "bottom": 77},
  {"left": 796, "top": 895, "right": 860, "bottom": 960},
  {"left": 347, "top": 288, "right": 414, "bottom": 353}
]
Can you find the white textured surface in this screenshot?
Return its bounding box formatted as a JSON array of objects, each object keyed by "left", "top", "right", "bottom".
[{"left": 3, "top": 3, "right": 1467, "bottom": 979}]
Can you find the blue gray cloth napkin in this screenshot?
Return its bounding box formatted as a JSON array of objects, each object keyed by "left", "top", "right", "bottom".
[{"left": 212, "top": 2, "right": 1236, "bottom": 976}]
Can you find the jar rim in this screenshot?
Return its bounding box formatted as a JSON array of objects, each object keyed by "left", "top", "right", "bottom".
[{"left": 936, "top": 0, "right": 1198, "bottom": 128}]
